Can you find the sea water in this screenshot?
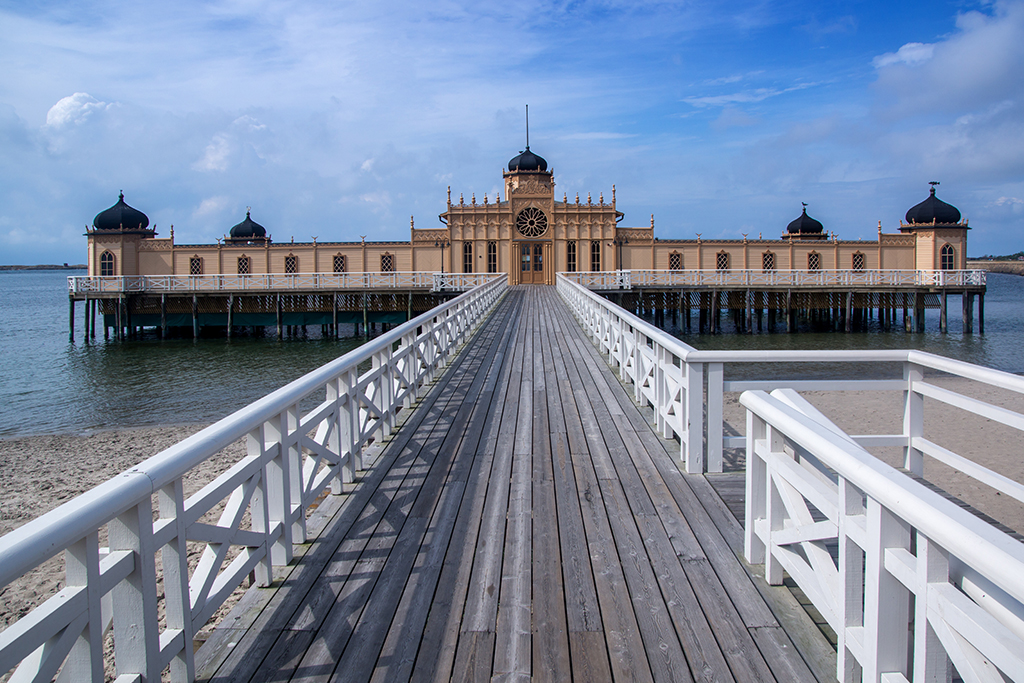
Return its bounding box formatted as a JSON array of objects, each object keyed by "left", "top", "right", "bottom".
[{"left": 1, "top": 269, "right": 1021, "bottom": 437}]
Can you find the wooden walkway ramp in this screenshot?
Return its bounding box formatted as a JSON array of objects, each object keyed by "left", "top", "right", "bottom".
[{"left": 195, "top": 286, "right": 831, "bottom": 683}]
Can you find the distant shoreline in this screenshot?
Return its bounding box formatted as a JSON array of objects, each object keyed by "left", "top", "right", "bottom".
[{"left": 0, "top": 264, "right": 86, "bottom": 271}]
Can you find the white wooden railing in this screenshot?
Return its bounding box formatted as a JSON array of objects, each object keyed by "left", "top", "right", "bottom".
[
  {"left": 562, "top": 269, "right": 986, "bottom": 289},
  {"left": 67, "top": 272, "right": 505, "bottom": 295},
  {"left": 559, "top": 271, "right": 1024, "bottom": 682},
  {"left": 743, "top": 388, "right": 1024, "bottom": 682},
  {"left": 0, "top": 276, "right": 506, "bottom": 682}
]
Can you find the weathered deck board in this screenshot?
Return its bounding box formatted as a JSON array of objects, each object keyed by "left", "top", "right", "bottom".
[{"left": 197, "top": 286, "right": 831, "bottom": 683}]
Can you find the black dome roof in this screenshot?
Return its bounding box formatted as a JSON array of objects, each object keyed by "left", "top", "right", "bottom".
[
  {"left": 787, "top": 205, "right": 824, "bottom": 234},
  {"left": 229, "top": 211, "right": 267, "bottom": 240},
  {"left": 93, "top": 192, "right": 150, "bottom": 231},
  {"left": 905, "top": 186, "right": 961, "bottom": 225},
  {"left": 508, "top": 146, "right": 548, "bottom": 172}
]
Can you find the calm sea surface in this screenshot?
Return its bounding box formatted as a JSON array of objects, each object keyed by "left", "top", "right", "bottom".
[{"left": 1, "top": 270, "right": 1022, "bottom": 437}]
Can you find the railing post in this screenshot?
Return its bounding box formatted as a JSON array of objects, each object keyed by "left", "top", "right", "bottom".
[
  {"left": 247, "top": 426, "right": 273, "bottom": 587},
  {"left": 265, "top": 409, "right": 295, "bottom": 564},
  {"left": 109, "top": 500, "right": 161, "bottom": 681},
  {"left": 62, "top": 533, "right": 103, "bottom": 682},
  {"left": 902, "top": 361, "right": 924, "bottom": 475},
  {"left": 862, "top": 498, "right": 911, "bottom": 682},
  {"left": 707, "top": 362, "right": 724, "bottom": 473},
  {"left": 158, "top": 480, "right": 195, "bottom": 682},
  {"left": 744, "top": 411, "right": 767, "bottom": 565},
  {"left": 684, "top": 360, "right": 704, "bottom": 473},
  {"left": 838, "top": 478, "right": 866, "bottom": 682}
]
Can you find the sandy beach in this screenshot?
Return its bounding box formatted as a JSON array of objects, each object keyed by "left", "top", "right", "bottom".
[{"left": 0, "top": 373, "right": 1021, "bottom": 676}]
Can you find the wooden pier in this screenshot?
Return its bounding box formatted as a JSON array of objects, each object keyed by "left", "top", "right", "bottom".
[{"left": 194, "top": 287, "right": 830, "bottom": 682}]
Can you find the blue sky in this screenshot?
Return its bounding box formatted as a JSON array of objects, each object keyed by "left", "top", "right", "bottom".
[{"left": 1, "top": 0, "right": 1022, "bottom": 264}]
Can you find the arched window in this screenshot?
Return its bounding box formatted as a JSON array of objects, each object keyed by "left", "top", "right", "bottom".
[
  {"left": 463, "top": 242, "right": 473, "bottom": 273},
  {"left": 852, "top": 252, "right": 865, "bottom": 271},
  {"left": 716, "top": 251, "right": 730, "bottom": 271},
  {"left": 381, "top": 253, "right": 395, "bottom": 272},
  {"left": 189, "top": 255, "right": 203, "bottom": 275},
  {"left": 284, "top": 254, "right": 298, "bottom": 274},
  {"left": 941, "top": 244, "right": 955, "bottom": 270},
  {"left": 100, "top": 251, "right": 115, "bottom": 276},
  {"left": 566, "top": 241, "right": 576, "bottom": 272},
  {"left": 487, "top": 242, "right": 497, "bottom": 273},
  {"left": 333, "top": 253, "right": 347, "bottom": 273},
  {"left": 237, "top": 255, "right": 251, "bottom": 275},
  {"left": 762, "top": 251, "right": 775, "bottom": 271},
  {"left": 669, "top": 251, "right": 682, "bottom": 270},
  {"left": 591, "top": 241, "right": 601, "bottom": 271},
  {"left": 808, "top": 252, "right": 821, "bottom": 271}
]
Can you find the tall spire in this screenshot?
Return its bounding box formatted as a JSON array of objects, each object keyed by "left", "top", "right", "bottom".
[{"left": 525, "top": 104, "right": 530, "bottom": 149}]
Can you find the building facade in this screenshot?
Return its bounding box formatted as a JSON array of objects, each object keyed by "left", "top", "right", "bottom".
[{"left": 85, "top": 152, "right": 970, "bottom": 282}]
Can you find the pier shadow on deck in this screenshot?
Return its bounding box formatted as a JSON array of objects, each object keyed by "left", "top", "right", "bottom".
[{"left": 194, "top": 286, "right": 835, "bottom": 683}]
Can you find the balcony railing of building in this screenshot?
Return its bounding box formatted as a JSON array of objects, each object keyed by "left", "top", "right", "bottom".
[
  {"left": 562, "top": 269, "right": 987, "bottom": 289},
  {"left": 0, "top": 276, "right": 506, "bottom": 682},
  {"left": 557, "top": 272, "right": 1024, "bottom": 682},
  {"left": 67, "top": 272, "right": 506, "bottom": 295}
]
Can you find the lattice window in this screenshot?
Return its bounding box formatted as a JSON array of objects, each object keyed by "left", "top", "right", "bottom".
[
  {"left": 333, "top": 253, "right": 347, "bottom": 273},
  {"left": 521, "top": 244, "right": 531, "bottom": 272},
  {"left": 463, "top": 242, "right": 473, "bottom": 273},
  {"left": 716, "top": 251, "right": 729, "bottom": 271},
  {"left": 808, "top": 252, "right": 821, "bottom": 271},
  {"left": 669, "top": 251, "right": 682, "bottom": 270},
  {"left": 237, "top": 256, "right": 251, "bottom": 275},
  {"left": 285, "top": 254, "right": 298, "bottom": 274},
  {"left": 189, "top": 256, "right": 203, "bottom": 275},
  {"left": 852, "top": 252, "right": 865, "bottom": 271},
  {"left": 487, "top": 241, "right": 497, "bottom": 273},
  {"left": 381, "top": 253, "right": 394, "bottom": 272},
  {"left": 100, "top": 251, "right": 115, "bottom": 276},
  {"left": 534, "top": 243, "right": 543, "bottom": 272},
  {"left": 941, "top": 244, "right": 955, "bottom": 270},
  {"left": 567, "top": 241, "right": 576, "bottom": 272},
  {"left": 516, "top": 207, "right": 548, "bottom": 237},
  {"left": 762, "top": 251, "right": 775, "bottom": 271},
  {"left": 591, "top": 241, "right": 601, "bottom": 271}
]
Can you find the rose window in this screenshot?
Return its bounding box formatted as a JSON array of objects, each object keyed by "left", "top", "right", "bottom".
[{"left": 516, "top": 208, "right": 548, "bottom": 237}]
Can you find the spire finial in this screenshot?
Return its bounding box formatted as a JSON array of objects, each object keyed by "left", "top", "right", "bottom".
[
  {"left": 929, "top": 180, "right": 940, "bottom": 195},
  {"left": 525, "top": 104, "right": 529, "bottom": 149}
]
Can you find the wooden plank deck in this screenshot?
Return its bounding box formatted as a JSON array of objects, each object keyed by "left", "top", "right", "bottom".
[{"left": 195, "top": 286, "right": 833, "bottom": 683}]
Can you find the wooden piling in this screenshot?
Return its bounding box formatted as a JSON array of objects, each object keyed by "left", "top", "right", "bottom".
[
  {"left": 227, "top": 294, "right": 234, "bottom": 339},
  {"left": 160, "top": 294, "right": 167, "bottom": 339},
  {"left": 192, "top": 294, "right": 199, "bottom": 339}
]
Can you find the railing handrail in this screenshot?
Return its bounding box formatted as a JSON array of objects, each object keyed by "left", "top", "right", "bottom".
[
  {"left": 560, "top": 268, "right": 987, "bottom": 288},
  {"left": 742, "top": 389, "right": 1024, "bottom": 603},
  {"left": 67, "top": 272, "right": 506, "bottom": 294},
  {"left": 0, "top": 276, "right": 506, "bottom": 590}
]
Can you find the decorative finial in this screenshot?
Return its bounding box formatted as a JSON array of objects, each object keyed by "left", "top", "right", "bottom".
[
  {"left": 575, "top": 193, "right": 579, "bottom": 204},
  {"left": 290, "top": 235, "right": 294, "bottom": 243},
  {"left": 929, "top": 180, "right": 940, "bottom": 195},
  {"left": 650, "top": 214, "right": 654, "bottom": 228},
  {"left": 170, "top": 225, "right": 174, "bottom": 239},
  {"left": 878, "top": 220, "right": 882, "bottom": 234},
  {"left": 483, "top": 193, "right": 488, "bottom": 204},
  {"left": 696, "top": 232, "right": 702, "bottom": 242},
  {"left": 312, "top": 236, "right": 318, "bottom": 245},
  {"left": 759, "top": 232, "right": 762, "bottom": 239},
  {"left": 587, "top": 192, "right": 591, "bottom": 204},
  {"left": 525, "top": 104, "right": 530, "bottom": 149},
  {"left": 599, "top": 192, "right": 604, "bottom": 205},
  {"left": 471, "top": 193, "right": 476, "bottom": 204},
  {"left": 460, "top": 193, "right": 464, "bottom": 205},
  {"left": 612, "top": 185, "right": 616, "bottom": 203},
  {"left": 216, "top": 237, "right": 222, "bottom": 245},
  {"left": 447, "top": 186, "right": 451, "bottom": 205},
  {"left": 410, "top": 215, "right": 414, "bottom": 229},
  {"left": 360, "top": 235, "right": 366, "bottom": 244},
  {"left": 564, "top": 193, "right": 568, "bottom": 202},
  {"left": 742, "top": 233, "right": 748, "bottom": 242}
]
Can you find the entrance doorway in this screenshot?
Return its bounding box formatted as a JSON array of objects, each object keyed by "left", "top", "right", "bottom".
[{"left": 519, "top": 242, "right": 548, "bottom": 284}]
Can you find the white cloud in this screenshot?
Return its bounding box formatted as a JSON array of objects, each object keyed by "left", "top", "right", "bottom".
[
  {"left": 193, "top": 196, "right": 230, "bottom": 217},
  {"left": 872, "top": 42, "right": 934, "bottom": 68},
  {"left": 683, "top": 82, "right": 818, "bottom": 108},
  {"left": 44, "top": 93, "right": 110, "bottom": 127},
  {"left": 194, "top": 134, "right": 232, "bottom": 172}
]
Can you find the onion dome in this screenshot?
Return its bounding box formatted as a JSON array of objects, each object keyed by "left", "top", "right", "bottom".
[
  {"left": 508, "top": 146, "right": 548, "bottom": 172},
  {"left": 787, "top": 204, "right": 824, "bottom": 234},
  {"left": 229, "top": 211, "right": 267, "bottom": 241},
  {"left": 93, "top": 192, "right": 150, "bottom": 231},
  {"left": 905, "top": 185, "right": 961, "bottom": 225}
]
